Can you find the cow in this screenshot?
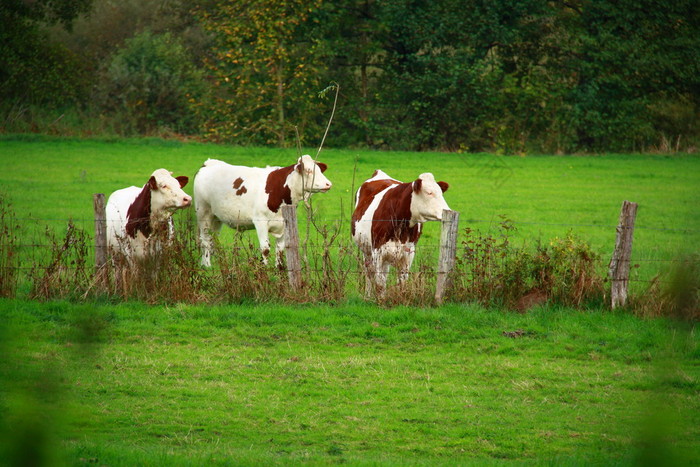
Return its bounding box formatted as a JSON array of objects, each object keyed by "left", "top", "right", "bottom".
[
  {"left": 351, "top": 170, "right": 450, "bottom": 297},
  {"left": 193, "top": 154, "right": 332, "bottom": 267},
  {"left": 106, "top": 169, "right": 192, "bottom": 261}
]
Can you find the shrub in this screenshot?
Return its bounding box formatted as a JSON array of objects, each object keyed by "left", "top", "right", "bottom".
[
  {"left": 451, "top": 219, "right": 604, "bottom": 310},
  {"left": 96, "top": 30, "right": 206, "bottom": 136},
  {"left": 30, "top": 221, "right": 91, "bottom": 300},
  {"left": 631, "top": 254, "right": 700, "bottom": 321}
]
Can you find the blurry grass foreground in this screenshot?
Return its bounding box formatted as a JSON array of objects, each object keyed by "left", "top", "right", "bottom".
[{"left": 0, "top": 301, "right": 698, "bottom": 465}]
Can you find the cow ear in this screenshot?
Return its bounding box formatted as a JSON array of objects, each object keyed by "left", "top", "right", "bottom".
[
  {"left": 176, "top": 176, "right": 189, "bottom": 188},
  {"left": 413, "top": 178, "right": 423, "bottom": 193},
  {"left": 148, "top": 176, "right": 158, "bottom": 190},
  {"left": 317, "top": 162, "right": 328, "bottom": 173},
  {"left": 437, "top": 181, "right": 449, "bottom": 193},
  {"left": 296, "top": 163, "right": 304, "bottom": 174}
]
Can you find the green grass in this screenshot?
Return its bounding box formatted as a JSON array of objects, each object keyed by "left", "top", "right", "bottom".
[
  {"left": 1, "top": 299, "right": 698, "bottom": 465},
  {"left": 1, "top": 134, "right": 698, "bottom": 285},
  {"left": 0, "top": 136, "right": 698, "bottom": 464}
]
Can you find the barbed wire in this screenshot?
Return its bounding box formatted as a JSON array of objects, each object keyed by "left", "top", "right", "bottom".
[
  {"left": 0, "top": 263, "right": 679, "bottom": 285},
  {"left": 6, "top": 216, "right": 700, "bottom": 233},
  {"left": 3, "top": 214, "right": 696, "bottom": 294}
]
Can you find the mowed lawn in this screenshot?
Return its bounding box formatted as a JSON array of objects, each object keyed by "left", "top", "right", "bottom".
[
  {"left": 0, "top": 300, "right": 698, "bottom": 465},
  {"left": 0, "top": 135, "right": 699, "bottom": 285}
]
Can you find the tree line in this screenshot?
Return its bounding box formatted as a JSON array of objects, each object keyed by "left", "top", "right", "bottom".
[{"left": 2, "top": 0, "right": 699, "bottom": 153}]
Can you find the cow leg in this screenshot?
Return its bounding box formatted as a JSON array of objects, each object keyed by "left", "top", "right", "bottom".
[
  {"left": 196, "top": 203, "right": 221, "bottom": 268},
  {"left": 272, "top": 231, "right": 286, "bottom": 270},
  {"left": 397, "top": 247, "right": 416, "bottom": 284},
  {"left": 377, "top": 260, "right": 390, "bottom": 295},
  {"left": 253, "top": 220, "right": 271, "bottom": 265},
  {"left": 369, "top": 251, "right": 389, "bottom": 298},
  {"left": 362, "top": 253, "right": 375, "bottom": 299}
]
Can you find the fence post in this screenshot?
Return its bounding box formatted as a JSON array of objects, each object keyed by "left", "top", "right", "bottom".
[
  {"left": 93, "top": 193, "right": 108, "bottom": 287},
  {"left": 609, "top": 200, "right": 638, "bottom": 309},
  {"left": 281, "top": 205, "right": 302, "bottom": 290},
  {"left": 435, "top": 209, "right": 460, "bottom": 304}
]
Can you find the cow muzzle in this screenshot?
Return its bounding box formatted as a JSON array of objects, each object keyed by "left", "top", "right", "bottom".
[{"left": 310, "top": 182, "right": 332, "bottom": 193}]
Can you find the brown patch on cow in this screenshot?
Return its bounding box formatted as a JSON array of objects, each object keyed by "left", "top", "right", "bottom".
[
  {"left": 351, "top": 178, "right": 400, "bottom": 236},
  {"left": 125, "top": 181, "right": 153, "bottom": 239},
  {"left": 233, "top": 177, "right": 247, "bottom": 196},
  {"left": 176, "top": 176, "right": 189, "bottom": 188},
  {"left": 412, "top": 178, "right": 422, "bottom": 193},
  {"left": 265, "top": 165, "right": 294, "bottom": 213},
  {"left": 369, "top": 182, "right": 421, "bottom": 249}
]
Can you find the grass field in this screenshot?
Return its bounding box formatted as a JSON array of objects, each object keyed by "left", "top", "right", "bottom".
[
  {"left": 0, "top": 136, "right": 699, "bottom": 464},
  {"left": 1, "top": 134, "right": 699, "bottom": 289},
  {"left": 1, "top": 299, "right": 698, "bottom": 465}
]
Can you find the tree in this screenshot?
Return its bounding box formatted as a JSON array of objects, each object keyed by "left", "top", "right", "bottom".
[
  {"left": 559, "top": 0, "right": 700, "bottom": 150},
  {"left": 0, "top": 0, "right": 93, "bottom": 106},
  {"left": 198, "top": 0, "right": 327, "bottom": 146}
]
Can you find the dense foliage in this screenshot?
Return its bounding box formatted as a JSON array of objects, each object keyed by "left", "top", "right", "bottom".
[{"left": 1, "top": 0, "right": 699, "bottom": 152}]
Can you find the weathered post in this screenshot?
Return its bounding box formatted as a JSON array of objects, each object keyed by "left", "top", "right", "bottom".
[
  {"left": 93, "top": 193, "right": 108, "bottom": 287},
  {"left": 609, "top": 200, "right": 638, "bottom": 309},
  {"left": 435, "top": 209, "right": 460, "bottom": 304},
  {"left": 281, "top": 205, "right": 302, "bottom": 290}
]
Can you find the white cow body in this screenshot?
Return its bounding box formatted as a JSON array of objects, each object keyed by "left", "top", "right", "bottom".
[
  {"left": 194, "top": 155, "right": 332, "bottom": 267},
  {"left": 351, "top": 170, "right": 450, "bottom": 296},
  {"left": 106, "top": 169, "right": 191, "bottom": 260}
]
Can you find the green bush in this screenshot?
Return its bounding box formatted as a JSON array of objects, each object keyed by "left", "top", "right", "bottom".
[
  {"left": 96, "top": 30, "right": 206, "bottom": 136},
  {"left": 452, "top": 219, "right": 604, "bottom": 310}
]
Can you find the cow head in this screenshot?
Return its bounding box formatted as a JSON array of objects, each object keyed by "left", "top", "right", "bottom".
[
  {"left": 295, "top": 154, "right": 332, "bottom": 194},
  {"left": 410, "top": 173, "right": 450, "bottom": 223},
  {"left": 148, "top": 168, "right": 192, "bottom": 212}
]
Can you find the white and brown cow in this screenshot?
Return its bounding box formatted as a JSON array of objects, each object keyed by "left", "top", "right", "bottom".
[
  {"left": 194, "top": 154, "right": 332, "bottom": 267},
  {"left": 106, "top": 169, "right": 191, "bottom": 260},
  {"left": 352, "top": 170, "right": 450, "bottom": 296}
]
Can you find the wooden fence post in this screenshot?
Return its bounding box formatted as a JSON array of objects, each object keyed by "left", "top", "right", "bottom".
[
  {"left": 281, "top": 205, "right": 302, "bottom": 290},
  {"left": 435, "top": 209, "right": 460, "bottom": 304},
  {"left": 93, "top": 193, "right": 108, "bottom": 287},
  {"left": 609, "top": 200, "right": 638, "bottom": 309}
]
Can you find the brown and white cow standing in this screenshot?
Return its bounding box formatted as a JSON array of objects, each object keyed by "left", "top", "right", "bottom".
[
  {"left": 352, "top": 169, "right": 450, "bottom": 296},
  {"left": 194, "top": 155, "right": 332, "bottom": 267},
  {"left": 106, "top": 169, "right": 191, "bottom": 260}
]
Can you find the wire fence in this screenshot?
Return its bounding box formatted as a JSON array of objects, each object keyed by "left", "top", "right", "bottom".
[
  {"left": 3, "top": 216, "right": 698, "bottom": 259},
  {"left": 0, "top": 207, "right": 700, "bottom": 308}
]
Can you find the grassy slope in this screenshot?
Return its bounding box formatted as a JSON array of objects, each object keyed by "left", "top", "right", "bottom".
[
  {"left": 1, "top": 136, "right": 698, "bottom": 281},
  {"left": 0, "top": 299, "right": 698, "bottom": 466}
]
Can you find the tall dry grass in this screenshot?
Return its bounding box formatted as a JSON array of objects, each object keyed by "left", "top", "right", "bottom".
[
  {"left": 450, "top": 218, "right": 605, "bottom": 311},
  {"left": 2, "top": 194, "right": 696, "bottom": 318},
  {"left": 0, "top": 193, "right": 20, "bottom": 297}
]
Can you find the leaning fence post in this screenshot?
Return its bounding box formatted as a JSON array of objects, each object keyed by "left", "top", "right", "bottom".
[
  {"left": 435, "top": 209, "right": 460, "bottom": 304},
  {"left": 93, "top": 193, "right": 108, "bottom": 287},
  {"left": 281, "top": 205, "right": 302, "bottom": 290},
  {"left": 609, "top": 200, "right": 638, "bottom": 309}
]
